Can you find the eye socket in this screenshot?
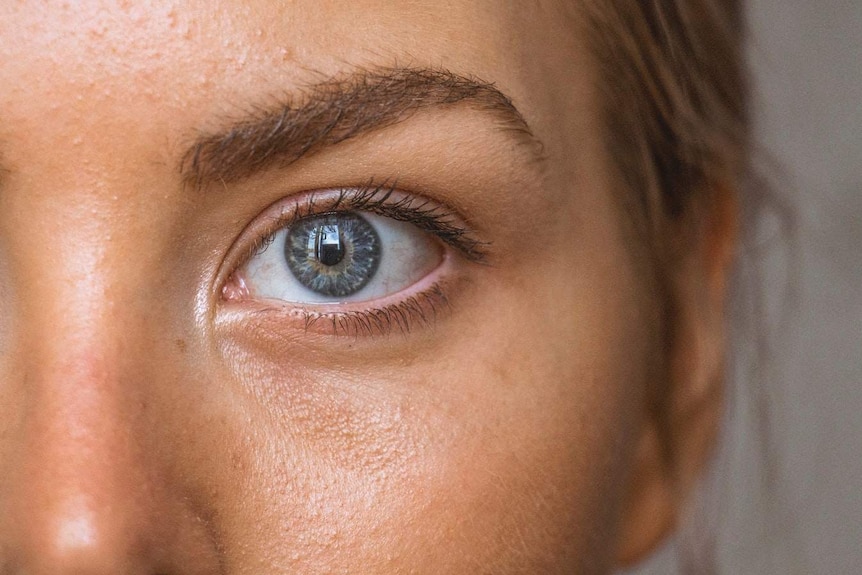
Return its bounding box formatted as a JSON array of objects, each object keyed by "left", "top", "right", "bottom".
[{"left": 237, "top": 210, "right": 442, "bottom": 304}]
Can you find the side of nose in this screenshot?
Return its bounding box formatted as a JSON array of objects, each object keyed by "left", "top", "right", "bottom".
[{"left": 0, "top": 331, "right": 222, "bottom": 574}]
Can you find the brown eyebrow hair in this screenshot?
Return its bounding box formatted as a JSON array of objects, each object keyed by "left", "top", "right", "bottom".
[{"left": 180, "top": 67, "right": 542, "bottom": 188}]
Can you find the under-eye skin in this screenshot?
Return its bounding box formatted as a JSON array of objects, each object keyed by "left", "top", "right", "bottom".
[{"left": 219, "top": 182, "right": 487, "bottom": 336}]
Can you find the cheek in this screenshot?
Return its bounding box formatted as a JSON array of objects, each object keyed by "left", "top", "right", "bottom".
[
  {"left": 192, "top": 211, "right": 653, "bottom": 575},
  {"left": 426, "top": 244, "right": 653, "bottom": 572}
]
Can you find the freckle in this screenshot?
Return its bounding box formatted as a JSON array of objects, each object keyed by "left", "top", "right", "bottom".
[
  {"left": 175, "top": 338, "right": 187, "bottom": 353},
  {"left": 230, "top": 447, "right": 248, "bottom": 472}
]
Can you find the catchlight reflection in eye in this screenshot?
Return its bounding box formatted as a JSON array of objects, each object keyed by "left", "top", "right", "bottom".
[{"left": 241, "top": 211, "right": 442, "bottom": 304}]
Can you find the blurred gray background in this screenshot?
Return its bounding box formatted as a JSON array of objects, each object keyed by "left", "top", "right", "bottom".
[{"left": 628, "top": 1, "right": 862, "bottom": 573}]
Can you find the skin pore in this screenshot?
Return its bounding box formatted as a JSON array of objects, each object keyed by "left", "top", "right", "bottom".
[{"left": 0, "top": 1, "right": 733, "bottom": 573}]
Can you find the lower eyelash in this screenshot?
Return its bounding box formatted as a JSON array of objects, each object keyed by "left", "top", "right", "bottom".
[{"left": 297, "top": 282, "right": 449, "bottom": 337}]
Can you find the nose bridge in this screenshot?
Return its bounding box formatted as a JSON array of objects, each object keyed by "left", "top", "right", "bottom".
[
  {"left": 0, "top": 230, "right": 220, "bottom": 573},
  {"left": 0, "top": 154, "right": 226, "bottom": 570},
  {"left": 12, "top": 218, "right": 146, "bottom": 518},
  {"left": 0, "top": 277, "right": 222, "bottom": 573}
]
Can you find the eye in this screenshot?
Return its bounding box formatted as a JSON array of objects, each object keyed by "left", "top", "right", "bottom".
[
  {"left": 238, "top": 210, "right": 442, "bottom": 304},
  {"left": 218, "top": 185, "right": 488, "bottom": 336}
]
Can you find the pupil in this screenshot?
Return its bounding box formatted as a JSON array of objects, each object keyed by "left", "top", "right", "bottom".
[{"left": 315, "top": 224, "right": 345, "bottom": 266}]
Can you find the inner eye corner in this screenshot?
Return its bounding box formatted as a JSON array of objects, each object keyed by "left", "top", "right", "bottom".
[{"left": 220, "top": 271, "right": 250, "bottom": 302}]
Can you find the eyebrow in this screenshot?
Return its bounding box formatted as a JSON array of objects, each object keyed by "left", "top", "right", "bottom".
[{"left": 180, "top": 67, "right": 543, "bottom": 188}]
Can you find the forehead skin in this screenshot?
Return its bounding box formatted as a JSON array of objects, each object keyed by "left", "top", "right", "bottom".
[
  {"left": 0, "top": 1, "right": 586, "bottom": 178},
  {"left": 0, "top": 2, "right": 656, "bottom": 574}
]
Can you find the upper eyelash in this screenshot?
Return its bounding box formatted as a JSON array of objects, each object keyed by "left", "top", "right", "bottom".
[
  {"left": 245, "top": 180, "right": 489, "bottom": 265},
  {"left": 331, "top": 182, "right": 488, "bottom": 260}
]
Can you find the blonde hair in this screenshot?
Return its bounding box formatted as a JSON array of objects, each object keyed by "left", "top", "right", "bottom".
[
  {"left": 583, "top": 3, "right": 752, "bottom": 573},
  {"left": 583, "top": 1, "right": 748, "bottom": 230}
]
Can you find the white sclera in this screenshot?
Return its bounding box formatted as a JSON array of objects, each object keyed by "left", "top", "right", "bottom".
[{"left": 243, "top": 212, "right": 442, "bottom": 304}]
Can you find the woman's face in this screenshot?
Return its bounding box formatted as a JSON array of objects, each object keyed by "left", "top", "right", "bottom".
[{"left": 0, "top": 1, "right": 669, "bottom": 573}]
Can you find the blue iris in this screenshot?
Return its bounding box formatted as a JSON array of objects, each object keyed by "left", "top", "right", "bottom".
[{"left": 284, "top": 212, "right": 381, "bottom": 297}]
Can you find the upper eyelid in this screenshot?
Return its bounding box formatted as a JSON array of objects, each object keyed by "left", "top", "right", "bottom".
[{"left": 245, "top": 183, "right": 486, "bottom": 265}]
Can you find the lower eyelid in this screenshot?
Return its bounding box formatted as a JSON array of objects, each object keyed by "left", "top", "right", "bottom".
[
  {"left": 219, "top": 276, "right": 457, "bottom": 338},
  {"left": 299, "top": 281, "right": 450, "bottom": 337}
]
